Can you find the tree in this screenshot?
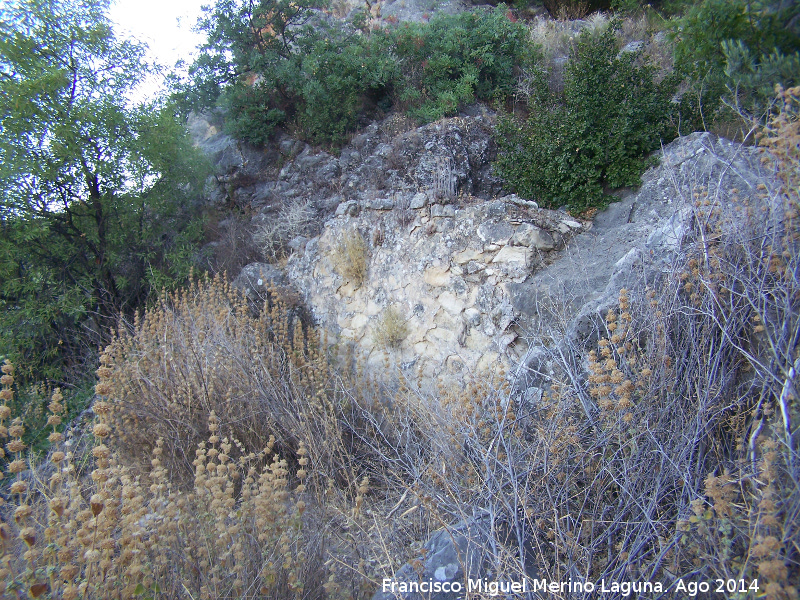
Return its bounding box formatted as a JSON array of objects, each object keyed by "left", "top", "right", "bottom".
[
  {"left": 0, "top": 0, "right": 209, "bottom": 381},
  {"left": 177, "top": 0, "right": 330, "bottom": 145}
]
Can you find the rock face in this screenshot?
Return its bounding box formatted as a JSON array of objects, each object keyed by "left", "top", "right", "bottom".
[
  {"left": 194, "top": 98, "right": 772, "bottom": 390},
  {"left": 206, "top": 107, "right": 771, "bottom": 388},
  {"left": 190, "top": 108, "right": 502, "bottom": 219},
  {"left": 286, "top": 196, "right": 588, "bottom": 381},
  {"left": 281, "top": 132, "right": 771, "bottom": 388},
  {"left": 511, "top": 132, "right": 774, "bottom": 390}
]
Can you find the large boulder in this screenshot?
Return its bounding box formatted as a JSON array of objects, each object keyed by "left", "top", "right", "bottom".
[{"left": 509, "top": 132, "right": 773, "bottom": 351}]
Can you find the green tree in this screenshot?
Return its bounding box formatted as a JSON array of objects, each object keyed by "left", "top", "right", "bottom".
[
  {"left": 670, "top": 0, "right": 800, "bottom": 127},
  {"left": 178, "top": 0, "right": 330, "bottom": 145},
  {"left": 0, "top": 0, "right": 209, "bottom": 381}
]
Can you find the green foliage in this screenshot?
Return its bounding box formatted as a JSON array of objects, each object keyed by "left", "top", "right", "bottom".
[
  {"left": 496, "top": 23, "right": 678, "bottom": 212},
  {"left": 181, "top": 0, "right": 399, "bottom": 146},
  {"left": 182, "top": 3, "right": 529, "bottom": 145},
  {"left": 723, "top": 41, "right": 800, "bottom": 122},
  {"left": 292, "top": 28, "right": 397, "bottom": 145},
  {"left": 178, "top": 0, "right": 325, "bottom": 144},
  {"left": 390, "top": 6, "right": 531, "bottom": 123},
  {"left": 0, "top": 0, "right": 210, "bottom": 381},
  {"left": 670, "top": 0, "right": 800, "bottom": 126}
]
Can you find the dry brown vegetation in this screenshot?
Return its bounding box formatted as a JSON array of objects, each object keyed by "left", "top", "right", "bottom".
[
  {"left": 0, "top": 89, "right": 798, "bottom": 599},
  {"left": 372, "top": 307, "right": 408, "bottom": 350},
  {"left": 331, "top": 229, "right": 368, "bottom": 288}
]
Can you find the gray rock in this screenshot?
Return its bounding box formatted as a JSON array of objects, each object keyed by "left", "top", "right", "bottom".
[
  {"left": 335, "top": 200, "right": 361, "bottom": 217},
  {"left": 477, "top": 221, "right": 514, "bottom": 244},
  {"left": 288, "top": 236, "right": 309, "bottom": 252},
  {"left": 372, "top": 516, "right": 538, "bottom": 600},
  {"left": 365, "top": 197, "right": 396, "bottom": 211},
  {"left": 370, "top": 521, "right": 487, "bottom": 600},
  {"left": 409, "top": 192, "right": 429, "bottom": 209},
  {"left": 499, "top": 193, "right": 538, "bottom": 209},
  {"left": 430, "top": 204, "right": 456, "bottom": 218},
  {"left": 509, "top": 132, "right": 772, "bottom": 349},
  {"left": 512, "top": 223, "right": 555, "bottom": 250},
  {"left": 620, "top": 40, "right": 644, "bottom": 55},
  {"left": 232, "top": 263, "right": 287, "bottom": 301}
]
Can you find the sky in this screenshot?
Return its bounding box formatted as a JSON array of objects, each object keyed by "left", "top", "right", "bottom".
[{"left": 108, "top": 0, "right": 209, "bottom": 100}]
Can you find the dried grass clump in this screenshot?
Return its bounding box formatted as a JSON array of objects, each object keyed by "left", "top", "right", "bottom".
[
  {"left": 253, "top": 198, "right": 317, "bottom": 262},
  {"left": 98, "top": 274, "right": 351, "bottom": 486},
  {"left": 0, "top": 369, "right": 326, "bottom": 599},
  {"left": 542, "top": 0, "right": 593, "bottom": 20},
  {"left": 331, "top": 229, "right": 368, "bottom": 288},
  {"left": 373, "top": 306, "right": 408, "bottom": 349}
]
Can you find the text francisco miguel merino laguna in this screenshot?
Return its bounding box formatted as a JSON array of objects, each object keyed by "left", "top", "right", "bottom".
[{"left": 382, "top": 577, "right": 666, "bottom": 596}]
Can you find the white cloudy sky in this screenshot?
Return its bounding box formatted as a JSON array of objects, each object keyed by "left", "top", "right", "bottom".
[{"left": 108, "top": 0, "right": 209, "bottom": 99}]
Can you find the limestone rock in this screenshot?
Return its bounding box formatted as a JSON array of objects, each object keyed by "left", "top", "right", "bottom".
[{"left": 371, "top": 520, "right": 492, "bottom": 600}]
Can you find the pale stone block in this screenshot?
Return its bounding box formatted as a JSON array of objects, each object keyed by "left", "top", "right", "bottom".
[
  {"left": 438, "top": 291, "right": 464, "bottom": 315},
  {"left": 351, "top": 314, "right": 369, "bottom": 330},
  {"left": 453, "top": 248, "right": 485, "bottom": 265},
  {"left": 477, "top": 351, "right": 500, "bottom": 372},
  {"left": 426, "top": 326, "right": 456, "bottom": 344},
  {"left": 365, "top": 300, "right": 382, "bottom": 316},
  {"left": 423, "top": 266, "right": 451, "bottom": 286},
  {"left": 492, "top": 246, "right": 530, "bottom": 264}
]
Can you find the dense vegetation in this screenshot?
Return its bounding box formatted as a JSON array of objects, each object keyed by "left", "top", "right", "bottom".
[
  {"left": 181, "top": 0, "right": 799, "bottom": 209},
  {"left": 496, "top": 21, "right": 680, "bottom": 212},
  {"left": 0, "top": 0, "right": 799, "bottom": 598},
  {"left": 179, "top": 1, "right": 532, "bottom": 145},
  {"left": 0, "top": 0, "right": 210, "bottom": 384}
]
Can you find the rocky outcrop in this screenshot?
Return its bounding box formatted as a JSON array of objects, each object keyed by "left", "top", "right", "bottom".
[
  {"left": 286, "top": 194, "right": 588, "bottom": 381},
  {"left": 197, "top": 107, "right": 772, "bottom": 392},
  {"left": 512, "top": 132, "right": 775, "bottom": 391},
  {"left": 190, "top": 107, "right": 501, "bottom": 217},
  {"left": 281, "top": 132, "right": 773, "bottom": 389}
]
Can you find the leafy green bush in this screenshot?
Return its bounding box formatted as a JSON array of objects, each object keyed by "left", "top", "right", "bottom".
[
  {"left": 670, "top": 0, "right": 800, "bottom": 127},
  {"left": 292, "top": 29, "right": 397, "bottom": 145},
  {"left": 496, "top": 23, "right": 678, "bottom": 212},
  {"left": 391, "top": 6, "right": 531, "bottom": 123},
  {"left": 182, "top": 2, "right": 530, "bottom": 145}
]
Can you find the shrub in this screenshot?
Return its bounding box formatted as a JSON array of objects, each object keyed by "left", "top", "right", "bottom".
[
  {"left": 542, "top": 0, "right": 611, "bottom": 19},
  {"left": 331, "top": 229, "right": 368, "bottom": 287},
  {"left": 391, "top": 6, "right": 531, "bottom": 123},
  {"left": 373, "top": 306, "right": 408, "bottom": 349},
  {"left": 722, "top": 41, "right": 800, "bottom": 126},
  {"left": 496, "top": 22, "right": 679, "bottom": 212},
  {"left": 97, "top": 274, "right": 342, "bottom": 483},
  {"left": 184, "top": 3, "right": 532, "bottom": 145},
  {"left": 292, "top": 29, "right": 397, "bottom": 145},
  {"left": 670, "top": 0, "right": 800, "bottom": 129},
  {"left": 253, "top": 198, "right": 317, "bottom": 262},
  {"left": 0, "top": 364, "right": 326, "bottom": 599}
]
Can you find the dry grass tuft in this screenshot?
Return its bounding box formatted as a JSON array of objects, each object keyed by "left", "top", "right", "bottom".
[
  {"left": 331, "top": 229, "right": 368, "bottom": 288},
  {"left": 373, "top": 306, "right": 408, "bottom": 349}
]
